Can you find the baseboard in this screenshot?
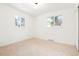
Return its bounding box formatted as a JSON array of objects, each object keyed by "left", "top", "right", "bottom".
[
  {"left": 0, "top": 36, "right": 32, "bottom": 47},
  {"left": 33, "top": 36, "right": 76, "bottom": 46},
  {"left": 0, "top": 36, "right": 76, "bottom": 48}
]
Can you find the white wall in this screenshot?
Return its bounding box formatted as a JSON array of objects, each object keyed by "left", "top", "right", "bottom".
[
  {"left": 78, "top": 7, "right": 79, "bottom": 50},
  {"left": 29, "top": 17, "right": 36, "bottom": 37},
  {"left": 0, "top": 4, "right": 33, "bottom": 46},
  {"left": 75, "top": 5, "right": 78, "bottom": 50},
  {"left": 34, "top": 8, "right": 77, "bottom": 45}
]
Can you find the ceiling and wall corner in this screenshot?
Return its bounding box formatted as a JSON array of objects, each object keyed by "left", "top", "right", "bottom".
[{"left": 7, "top": 3, "right": 76, "bottom": 17}]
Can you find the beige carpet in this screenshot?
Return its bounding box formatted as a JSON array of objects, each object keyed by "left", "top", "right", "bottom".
[{"left": 0, "top": 37, "right": 79, "bottom": 56}]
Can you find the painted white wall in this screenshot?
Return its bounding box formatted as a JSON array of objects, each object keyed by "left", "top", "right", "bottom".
[
  {"left": 0, "top": 4, "right": 33, "bottom": 46},
  {"left": 29, "top": 16, "right": 36, "bottom": 37},
  {"left": 75, "top": 5, "right": 78, "bottom": 50},
  {"left": 34, "top": 8, "right": 77, "bottom": 45}
]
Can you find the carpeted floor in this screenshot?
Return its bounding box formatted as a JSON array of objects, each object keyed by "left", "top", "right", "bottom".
[{"left": 0, "top": 37, "right": 79, "bottom": 56}]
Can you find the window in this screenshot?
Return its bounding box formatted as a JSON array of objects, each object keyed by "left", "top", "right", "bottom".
[{"left": 15, "top": 16, "right": 25, "bottom": 27}]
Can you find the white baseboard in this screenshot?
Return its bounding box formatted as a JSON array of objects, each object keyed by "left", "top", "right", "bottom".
[
  {"left": 0, "top": 36, "right": 31, "bottom": 47},
  {"left": 0, "top": 36, "right": 76, "bottom": 48},
  {"left": 33, "top": 36, "right": 76, "bottom": 46}
]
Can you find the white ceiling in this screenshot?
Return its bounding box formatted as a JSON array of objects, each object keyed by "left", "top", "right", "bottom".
[{"left": 8, "top": 3, "right": 76, "bottom": 16}]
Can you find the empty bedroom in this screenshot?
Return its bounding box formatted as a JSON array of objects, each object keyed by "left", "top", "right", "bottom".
[{"left": 0, "top": 3, "right": 78, "bottom": 56}]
